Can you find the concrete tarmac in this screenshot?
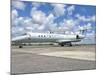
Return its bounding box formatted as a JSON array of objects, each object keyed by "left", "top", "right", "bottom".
[{"left": 11, "top": 45, "right": 96, "bottom": 74}]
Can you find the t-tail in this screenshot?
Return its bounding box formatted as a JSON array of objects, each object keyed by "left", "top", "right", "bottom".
[
  {"left": 76, "top": 28, "right": 90, "bottom": 40},
  {"left": 79, "top": 29, "right": 87, "bottom": 35}
]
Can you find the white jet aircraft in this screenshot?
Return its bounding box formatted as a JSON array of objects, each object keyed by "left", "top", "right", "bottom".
[{"left": 12, "top": 29, "right": 86, "bottom": 48}]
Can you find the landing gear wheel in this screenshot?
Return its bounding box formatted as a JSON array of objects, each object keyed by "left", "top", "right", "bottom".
[
  {"left": 19, "top": 45, "right": 23, "bottom": 48},
  {"left": 61, "top": 44, "right": 64, "bottom": 46},
  {"left": 69, "top": 43, "right": 72, "bottom": 46}
]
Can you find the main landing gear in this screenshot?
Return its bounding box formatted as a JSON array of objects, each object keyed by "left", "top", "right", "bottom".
[
  {"left": 69, "top": 42, "right": 72, "bottom": 46},
  {"left": 60, "top": 44, "right": 64, "bottom": 47},
  {"left": 59, "top": 42, "right": 72, "bottom": 47},
  {"left": 19, "top": 45, "right": 23, "bottom": 48}
]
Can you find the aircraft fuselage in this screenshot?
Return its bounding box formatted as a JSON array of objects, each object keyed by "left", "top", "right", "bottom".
[{"left": 12, "top": 32, "right": 84, "bottom": 44}]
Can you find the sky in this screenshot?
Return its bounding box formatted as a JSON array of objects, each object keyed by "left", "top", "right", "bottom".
[{"left": 11, "top": 0, "right": 96, "bottom": 44}]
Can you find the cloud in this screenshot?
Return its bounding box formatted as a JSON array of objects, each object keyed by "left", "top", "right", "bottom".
[
  {"left": 77, "top": 23, "right": 94, "bottom": 36},
  {"left": 12, "top": 9, "right": 18, "bottom": 20},
  {"left": 12, "top": 9, "right": 56, "bottom": 33},
  {"left": 67, "top": 5, "right": 75, "bottom": 16},
  {"left": 78, "top": 23, "right": 92, "bottom": 30},
  {"left": 51, "top": 3, "right": 66, "bottom": 17},
  {"left": 30, "top": 7, "right": 56, "bottom": 31},
  {"left": 43, "top": 13, "right": 55, "bottom": 26},
  {"left": 80, "top": 31, "right": 96, "bottom": 44},
  {"left": 77, "top": 22, "right": 95, "bottom": 44},
  {"left": 12, "top": 0, "right": 26, "bottom": 10},
  {"left": 23, "top": 18, "right": 33, "bottom": 26},
  {"left": 37, "top": 25, "right": 45, "bottom": 30},
  {"left": 11, "top": 16, "right": 24, "bottom": 35},
  {"left": 31, "top": 2, "right": 46, "bottom": 13},
  {"left": 75, "top": 14, "right": 96, "bottom": 22},
  {"left": 12, "top": 9, "right": 19, "bottom": 26},
  {"left": 43, "top": 13, "right": 57, "bottom": 31},
  {"left": 32, "top": 13, "right": 56, "bottom": 31},
  {"left": 11, "top": 26, "right": 24, "bottom": 37},
  {"left": 12, "top": 17, "right": 35, "bottom": 36},
  {"left": 64, "top": 19, "right": 76, "bottom": 27},
  {"left": 45, "top": 13, "right": 55, "bottom": 24},
  {"left": 32, "top": 2, "right": 41, "bottom": 8},
  {"left": 59, "top": 19, "right": 78, "bottom": 31},
  {"left": 12, "top": 17, "right": 25, "bottom": 26},
  {"left": 32, "top": 2, "right": 45, "bottom": 8},
  {"left": 58, "top": 17, "right": 94, "bottom": 35},
  {"left": 31, "top": 8, "right": 47, "bottom": 25},
  {"left": 55, "top": 18, "right": 80, "bottom": 34}
]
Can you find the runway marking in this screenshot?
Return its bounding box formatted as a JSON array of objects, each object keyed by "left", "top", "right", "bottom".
[{"left": 38, "top": 51, "right": 95, "bottom": 61}]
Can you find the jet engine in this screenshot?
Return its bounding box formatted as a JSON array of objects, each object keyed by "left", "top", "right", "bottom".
[{"left": 76, "top": 35, "right": 80, "bottom": 39}]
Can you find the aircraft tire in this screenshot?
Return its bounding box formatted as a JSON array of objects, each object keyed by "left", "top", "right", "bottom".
[
  {"left": 60, "top": 44, "right": 64, "bottom": 47},
  {"left": 69, "top": 43, "right": 72, "bottom": 46},
  {"left": 19, "top": 45, "right": 23, "bottom": 48}
]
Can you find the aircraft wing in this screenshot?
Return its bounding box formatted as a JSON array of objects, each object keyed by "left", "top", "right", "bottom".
[
  {"left": 57, "top": 39, "right": 81, "bottom": 43},
  {"left": 56, "top": 40, "right": 73, "bottom": 43}
]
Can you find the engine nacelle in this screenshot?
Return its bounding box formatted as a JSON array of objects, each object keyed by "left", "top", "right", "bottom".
[
  {"left": 76, "top": 34, "right": 85, "bottom": 39},
  {"left": 76, "top": 35, "right": 80, "bottom": 39}
]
